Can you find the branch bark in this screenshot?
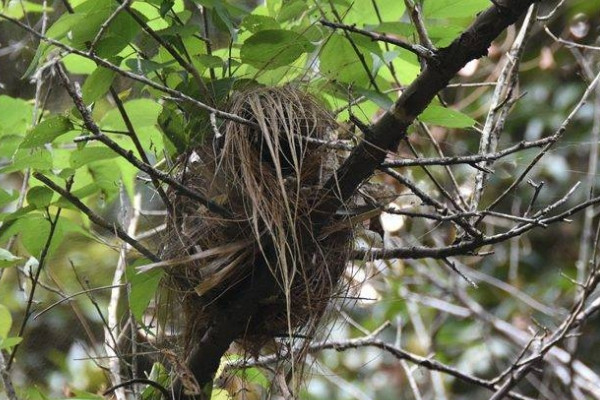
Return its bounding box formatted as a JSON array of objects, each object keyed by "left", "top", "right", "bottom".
[
  {"left": 176, "top": 0, "right": 539, "bottom": 397},
  {"left": 312, "top": 0, "right": 538, "bottom": 224}
]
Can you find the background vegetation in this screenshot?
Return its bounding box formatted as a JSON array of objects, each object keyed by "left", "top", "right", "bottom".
[{"left": 2, "top": 0, "right": 600, "bottom": 399}]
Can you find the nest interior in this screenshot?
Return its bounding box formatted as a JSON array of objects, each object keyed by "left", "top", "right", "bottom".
[{"left": 161, "top": 86, "right": 354, "bottom": 355}]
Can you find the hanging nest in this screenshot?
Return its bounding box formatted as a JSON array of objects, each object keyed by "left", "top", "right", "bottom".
[{"left": 160, "top": 86, "right": 355, "bottom": 359}]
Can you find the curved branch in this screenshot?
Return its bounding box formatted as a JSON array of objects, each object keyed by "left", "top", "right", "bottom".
[{"left": 312, "top": 0, "right": 538, "bottom": 224}]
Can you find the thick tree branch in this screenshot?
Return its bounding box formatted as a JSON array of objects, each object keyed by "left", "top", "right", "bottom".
[
  {"left": 174, "top": 1, "right": 539, "bottom": 397},
  {"left": 313, "top": 0, "right": 538, "bottom": 223}
]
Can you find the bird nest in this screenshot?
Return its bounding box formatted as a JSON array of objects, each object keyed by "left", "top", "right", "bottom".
[{"left": 161, "top": 86, "right": 355, "bottom": 356}]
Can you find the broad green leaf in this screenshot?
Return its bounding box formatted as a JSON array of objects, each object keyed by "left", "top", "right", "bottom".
[
  {"left": 100, "top": 99, "right": 163, "bottom": 131},
  {"left": 0, "top": 337, "right": 23, "bottom": 350},
  {"left": 20, "top": 116, "right": 74, "bottom": 148},
  {"left": 0, "top": 305, "right": 11, "bottom": 339},
  {"left": 1, "top": 0, "right": 52, "bottom": 19},
  {"left": 355, "top": 87, "right": 394, "bottom": 110},
  {"left": 378, "top": 49, "right": 420, "bottom": 85},
  {"left": 82, "top": 67, "right": 117, "bottom": 105},
  {"left": 62, "top": 54, "right": 97, "bottom": 75},
  {"left": 420, "top": 104, "right": 476, "bottom": 128},
  {"left": 26, "top": 186, "right": 54, "bottom": 209},
  {"left": 241, "top": 14, "right": 280, "bottom": 33},
  {"left": 277, "top": 0, "right": 308, "bottom": 22},
  {"left": 87, "top": 160, "right": 123, "bottom": 201},
  {"left": 320, "top": 33, "right": 372, "bottom": 86},
  {"left": 424, "top": 0, "right": 489, "bottom": 19},
  {"left": 127, "top": 264, "right": 164, "bottom": 321},
  {"left": 142, "top": 363, "right": 170, "bottom": 400},
  {"left": 0, "top": 248, "right": 21, "bottom": 269},
  {"left": 235, "top": 367, "right": 269, "bottom": 388},
  {"left": 0, "top": 189, "right": 18, "bottom": 208},
  {"left": 70, "top": 147, "right": 119, "bottom": 169},
  {"left": 159, "top": 103, "right": 189, "bottom": 153},
  {"left": 195, "top": 54, "right": 223, "bottom": 69},
  {"left": 211, "top": 389, "right": 229, "bottom": 400},
  {"left": 338, "top": 0, "right": 405, "bottom": 25},
  {"left": 92, "top": 12, "right": 140, "bottom": 57},
  {"left": 0, "top": 95, "right": 32, "bottom": 137},
  {"left": 0, "top": 149, "right": 53, "bottom": 173},
  {"left": 125, "top": 58, "right": 176, "bottom": 75},
  {"left": 160, "top": 0, "right": 175, "bottom": 17},
  {"left": 0, "top": 214, "right": 51, "bottom": 256},
  {"left": 240, "top": 29, "right": 313, "bottom": 70}
]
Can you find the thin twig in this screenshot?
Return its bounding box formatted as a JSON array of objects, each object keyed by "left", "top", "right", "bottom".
[
  {"left": 53, "top": 63, "right": 231, "bottom": 218},
  {"left": 320, "top": 19, "right": 435, "bottom": 60},
  {"left": 33, "top": 172, "right": 160, "bottom": 262},
  {"left": 0, "top": 13, "right": 252, "bottom": 126}
]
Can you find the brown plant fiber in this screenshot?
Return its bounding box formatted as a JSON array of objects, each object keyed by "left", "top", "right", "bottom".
[{"left": 161, "top": 86, "right": 354, "bottom": 356}]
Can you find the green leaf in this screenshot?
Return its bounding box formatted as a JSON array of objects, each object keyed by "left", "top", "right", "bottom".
[
  {"left": 241, "top": 14, "right": 280, "bottom": 33},
  {"left": 159, "top": 103, "right": 189, "bottom": 153},
  {"left": 20, "top": 116, "right": 74, "bottom": 148},
  {"left": 0, "top": 337, "right": 23, "bottom": 350},
  {"left": 277, "top": 0, "right": 308, "bottom": 22},
  {"left": 338, "top": 0, "right": 405, "bottom": 25},
  {"left": 0, "top": 149, "right": 53, "bottom": 174},
  {"left": 62, "top": 54, "right": 97, "bottom": 75},
  {"left": 142, "top": 363, "right": 170, "bottom": 400},
  {"left": 420, "top": 104, "right": 476, "bottom": 128},
  {"left": 0, "top": 214, "right": 50, "bottom": 256},
  {"left": 320, "top": 33, "right": 372, "bottom": 86},
  {"left": 424, "top": 0, "right": 489, "bottom": 19},
  {"left": 125, "top": 58, "right": 176, "bottom": 75},
  {"left": 240, "top": 29, "right": 313, "bottom": 70},
  {"left": 160, "top": 0, "right": 175, "bottom": 17},
  {"left": 100, "top": 99, "right": 163, "bottom": 131},
  {"left": 0, "top": 248, "right": 22, "bottom": 269},
  {"left": 127, "top": 264, "right": 164, "bottom": 321},
  {"left": 82, "top": 67, "right": 117, "bottom": 105},
  {"left": 87, "top": 160, "right": 123, "bottom": 201},
  {"left": 0, "top": 189, "right": 18, "bottom": 208},
  {"left": 70, "top": 147, "right": 119, "bottom": 169},
  {"left": 0, "top": 95, "right": 32, "bottom": 137},
  {"left": 1, "top": 1, "right": 52, "bottom": 20},
  {"left": 235, "top": 367, "right": 269, "bottom": 388},
  {"left": 26, "top": 186, "right": 54, "bottom": 209},
  {"left": 0, "top": 304, "right": 12, "bottom": 339},
  {"left": 355, "top": 87, "right": 394, "bottom": 110},
  {"left": 195, "top": 54, "right": 223, "bottom": 69}
]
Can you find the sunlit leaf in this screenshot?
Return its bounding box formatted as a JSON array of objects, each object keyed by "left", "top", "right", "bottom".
[
  {"left": 0, "top": 96, "right": 32, "bottom": 138},
  {"left": 241, "top": 29, "right": 313, "bottom": 70},
  {"left": 26, "top": 186, "right": 54, "bottom": 209},
  {"left": 70, "top": 147, "right": 119, "bottom": 169},
  {"left": 0, "top": 304, "right": 11, "bottom": 339},
  {"left": 0, "top": 337, "right": 23, "bottom": 350},
  {"left": 424, "top": 0, "right": 489, "bottom": 19},
  {"left": 127, "top": 264, "right": 164, "bottom": 322},
  {"left": 420, "top": 104, "right": 475, "bottom": 128},
  {"left": 82, "top": 67, "right": 117, "bottom": 105},
  {"left": 20, "top": 116, "right": 74, "bottom": 148},
  {"left": 320, "top": 33, "right": 372, "bottom": 86},
  {"left": 0, "top": 149, "right": 53, "bottom": 174}
]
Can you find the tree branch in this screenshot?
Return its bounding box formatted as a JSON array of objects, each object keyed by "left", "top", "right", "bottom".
[{"left": 313, "top": 0, "right": 538, "bottom": 224}]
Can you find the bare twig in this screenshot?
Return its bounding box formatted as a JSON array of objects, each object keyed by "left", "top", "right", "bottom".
[
  {"left": 486, "top": 67, "right": 600, "bottom": 211},
  {"left": 0, "top": 13, "right": 252, "bottom": 126},
  {"left": 33, "top": 172, "right": 160, "bottom": 262},
  {"left": 470, "top": 4, "right": 536, "bottom": 212},
  {"left": 320, "top": 19, "right": 435, "bottom": 60},
  {"left": 53, "top": 63, "right": 231, "bottom": 218}
]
